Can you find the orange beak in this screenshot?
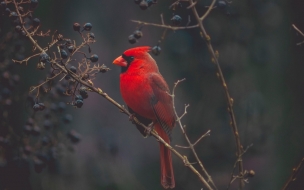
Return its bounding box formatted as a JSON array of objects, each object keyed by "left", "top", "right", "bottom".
[{"left": 113, "top": 56, "right": 127, "bottom": 67}]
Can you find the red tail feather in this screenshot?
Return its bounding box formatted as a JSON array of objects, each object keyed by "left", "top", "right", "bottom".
[{"left": 156, "top": 124, "right": 175, "bottom": 189}]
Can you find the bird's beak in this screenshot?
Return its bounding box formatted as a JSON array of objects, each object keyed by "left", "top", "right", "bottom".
[{"left": 113, "top": 56, "right": 127, "bottom": 67}]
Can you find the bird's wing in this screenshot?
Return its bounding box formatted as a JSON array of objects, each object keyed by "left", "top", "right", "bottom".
[{"left": 149, "top": 73, "right": 176, "bottom": 138}]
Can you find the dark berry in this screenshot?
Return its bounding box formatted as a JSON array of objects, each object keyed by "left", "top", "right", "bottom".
[
  {"left": 67, "top": 130, "right": 81, "bottom": 143},
  {"left": 75, "top": 95, "right": 83, "bottom": 101},
  {"left": 63, "top": 114, "right": 73, "bottom": 124},
  {"left": 15, "top": 25, "right": 22, "bottom": 32},
  {"left": 43, "top": 120, "right": 52, "bottom": 130},
  {"left": 32, "top": 18, "right": 40, "bottom": 27},
  {"left": 58, "top": 44, "right": 65, "bottom": 49},
  {"left": 39, "top": 52, "right": 50, "bottom": 63},
  {"left": 33, "top": 103, "right": 41, "bottom": 111},
  {"left": 88, "top": 32, "right": 95, "bottom": 39},
  {"left": 31, "top": 126, "right": 41, "bottom": 136},
  {"left": 23, "top": 125, "right": 32, "bottom": 135},
  {"left": 4, "top": 99, "right": 12, "bottom": 106},
  {"left": 147, "top": 0, "right": 154, "bottom": 7},
  {"left": 58, "top": 102, "right": 66, "bottom": 112},
  {"left": 5, "top": 8, "right": 10, "bottom": 16},
  {"left": 65, "top": 39, "right": 72, "bottom": 45},
  {"left": 30, "top": 0, "right": 39, "bottom": 9},
  {"left": 152, "top": 45, "right": 161, "bottom": 56},
  {"left": 12, "top": 74, "right": 20, "bottom": 84},
  {"left": 11, "top": 19, "right": 21, "bottom": 26},
  {"left": 0, "top": 137, "right": 10, "bottom": 148},
  {"left": 64, "top": 75, "right": 71, "bottom": 80},
  {"left": 2, "top": 88, "right": 11, "bottom": 98},
  {"left": 34, "top": 159, "right": 45, "bottom": 173},
  {"left": 75, "top": 99, "right": 83, "bottom": 108},
  {"left": 134, "top": 0, "right": 141, "bottom": 4},
  {"left": 0, "top": 2, "right": 6, "bottom": 12},
  {"left": 171, "top": 15, "right": 182, "bottom": 26},
  {"left": 9, "top": 12, "right": 18, "bottom": 20},
  {"left": 217, "top": 0, "right": 227, "bottom": 8},
  {"left": 26, "top": 118, "right": 35, "bottom": 126},
  {"left": 44, "top": 109, "right": 51, "bottom": 118},
  {"left": 79, "top": 87, "right": 88, "bottom": 99},
  {"left": 36, "top": 153, "right": 49, "bottom": 163},
  {"left": 89, "top": 54, "right": 98, "bottom": 62},
  {"left": 41, "top": 136, "right": 50, "bottom": 146},
  {"left": 73, "top": 22, "right": 81, "bottom": 31},
  {"left": 38, "top": 103, "right": 45, "bottom": 111},
  {"left": 24, "top": 145, "right": 32, "bottom": 155},
  {"left": 69, "top": 66, "right": 77, "bottom": 73},
  {"left": 139, "top": 1, "right": 148, "bottom": 10},
  {"left": 67, "top": 46, "right": 74, "bottom": 53},
  {"left": 128, "top": 35, "right": 137, "bottom": 44},
  {"left": 50, "top": 103, "right": 58, "bottom": 112},
  {"left": 20, "top": 30, "right": 26, "bottom": 37},
  {"left": 83, "top": 23, "right": 92, "bottom": 31},
  {"left": 60, "top": 49, "right": 68, "bottom": 59},
  {"left": 133, "top": 30, "right": 143, "bottom": 39}
]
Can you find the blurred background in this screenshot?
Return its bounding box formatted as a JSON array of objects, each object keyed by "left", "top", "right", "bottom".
[{"left": 1, "top": 0, "right": 304, "bottom": 189}]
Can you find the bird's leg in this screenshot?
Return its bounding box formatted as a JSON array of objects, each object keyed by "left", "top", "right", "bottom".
[{"left": 144, "top": 122, "right": 155, "bottom": 136}]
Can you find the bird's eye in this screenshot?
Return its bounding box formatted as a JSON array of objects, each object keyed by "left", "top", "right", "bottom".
[{"left": 122, "top": 54, "right": 134, "bottom": 64}]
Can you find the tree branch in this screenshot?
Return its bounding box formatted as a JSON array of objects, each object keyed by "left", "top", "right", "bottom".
[
  {"left": 281, "top": 157, "right": 304, "bottom": 190},
  {"left": 171, "top": 79, "right": 217, "bottom": 190},
  {"left": 187, "top": 0, "right": 245, "bottom": 188}
]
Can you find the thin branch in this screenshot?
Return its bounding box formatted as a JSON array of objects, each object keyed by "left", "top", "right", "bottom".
[
  {"left": 281, "top": 157, "right": 304, "bottom": 190},
  {"left": 226, "top": 144, "right": 253, "bottom": 189},
  {"left": 171, "top": 79, "right": 217, "bottom": 190},
  {"left": 200, "top": 0, "right": 217, "bottom": 21},
  {"left": 131, "top": 20, "right": 199, "bottom": 30},
  {"left": 193, "top": 130, "right": 211, "bottom": 146},
  {"left": 188, "top": 0, "right": 245, "bottom": 188},
  {"left": 292, "top": 24, "right": 304, "bottom": 37},
  {"left": 176, "top": 130, "right": 210, "bottom": 149},
  {"left": 178, "top": 104, "right": 190, "bottom": 120},
  {"left": 12, "top": 53, "right": 40, "bottom": 65},
  {"left": 29, "top": 71, "right": 63, "bottom": 93}
]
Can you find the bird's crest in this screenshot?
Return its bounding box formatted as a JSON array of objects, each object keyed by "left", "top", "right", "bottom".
[{"left": 123, "top": 46, "right": 151, "bottom": 56}]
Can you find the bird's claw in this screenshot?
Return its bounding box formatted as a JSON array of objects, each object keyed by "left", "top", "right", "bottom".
[
  {"left": 144, "top": 122, "right": 154, "bottom": 136},
  {"left": 129, "top": 114, "right": 136, "bottom": 123}
]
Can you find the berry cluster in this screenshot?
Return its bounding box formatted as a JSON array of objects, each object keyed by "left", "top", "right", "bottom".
[
  {"left": 0, "top": 0, "right": 111, "bottom": 183},
  {"left": 128, "top": 29, "right": 143, "bottom": 44},
  {"left": 21, "top": 99, "right": 82, "bottom": 173}
]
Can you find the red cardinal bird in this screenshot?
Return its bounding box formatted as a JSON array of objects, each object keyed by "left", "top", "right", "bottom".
[{"left": 113, "top": 46, "right": 175, "bottom": 189}]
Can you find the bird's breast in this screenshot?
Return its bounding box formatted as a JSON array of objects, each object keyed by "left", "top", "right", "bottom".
[{"left": 120, "top": 73, "right": 155, "bottom": 119}]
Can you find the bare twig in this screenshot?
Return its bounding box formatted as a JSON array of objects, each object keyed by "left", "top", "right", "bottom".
[
  {"left": 187, "top": 0, "right": 245, "bottom": 188},
  {"left": 171, "top": 79, "right": 216, "bottom": 190},
  {"left": 227, "top": 144, "right": 253, "bottom": 190},
  {"left": 131, "top": 20, "right": 199, "bottom": 30},
  {"left": 292, "top": 24, "right": 304, "bottom": 45},
  {"left": 281, "top": 157, "right": 304, "bottom": 190},
  {"left": 176, "top": 130, "right": 210, "bottom": 148},
  {"left": 12, "top": 53, "right": 40, "bottom": 65},
  {"left": 292, "top": 24, "right": 304, "bottom": 37},
  {"left": 200, "top": 0, "right": 217, "bottom": 21}
]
